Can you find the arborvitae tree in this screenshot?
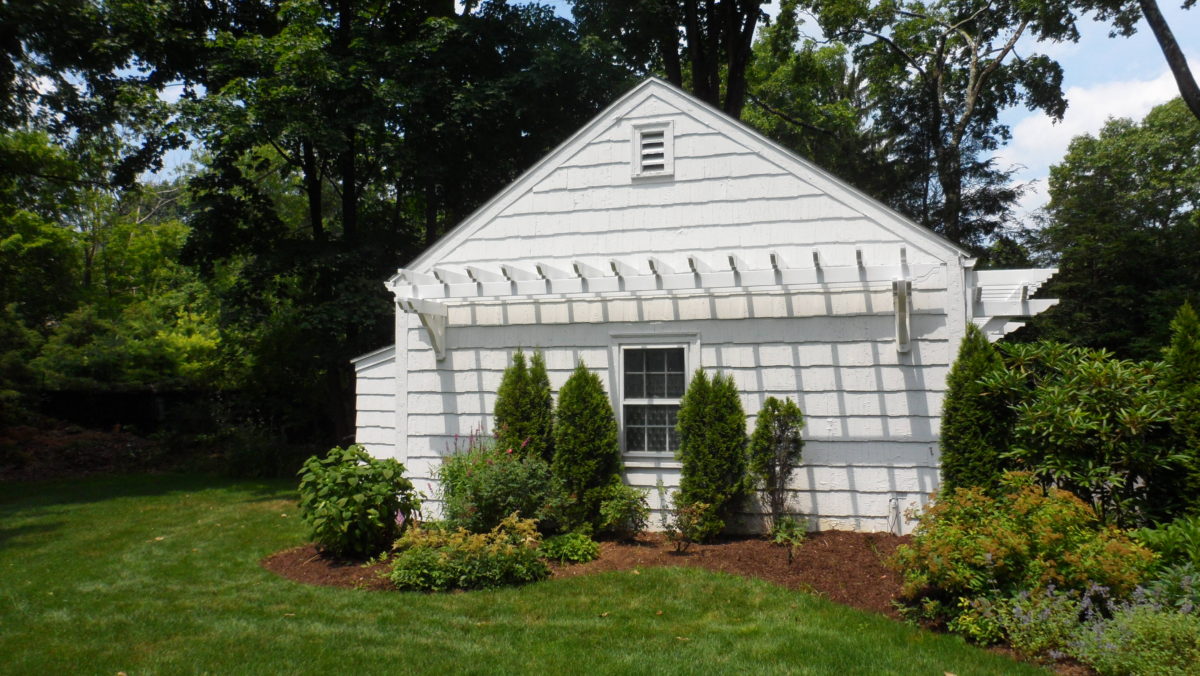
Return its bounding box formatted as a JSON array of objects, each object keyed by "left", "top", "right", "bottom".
[
  {"left": 551, "top": 361, "right": 622, "bottom": 531},
  {"left": 528, "top": 352, "right": 555, "bottom": 463},
  {"left": 675, "top": 369, "right": 748, "bottom": 540},
  {"left": 493, "top": 349, "right": 553, "bottom": 458},
  {"left": 939, "top": 323, "right": 1008, "bottom": 494},
  {"left": 747, "top": 396, "right": 805, "bottom": 529},
  {"left": 1160, "top": 302, "right": 1200, "bottom": 514}
]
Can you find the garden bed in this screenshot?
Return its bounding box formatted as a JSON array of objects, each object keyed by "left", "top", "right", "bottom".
[{"left": 262, "top": 530, "right": 908, "bottom": 617}]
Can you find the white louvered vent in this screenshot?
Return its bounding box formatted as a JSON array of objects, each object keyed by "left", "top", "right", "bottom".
[{"left": 632, "top": 121, "right": 674, "bottom": 179}]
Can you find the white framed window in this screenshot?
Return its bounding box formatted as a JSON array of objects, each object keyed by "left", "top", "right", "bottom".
[
  {"left": 631, "top": 121, "right": 674, "bottom": 180},
  {"left": 621, "top": 345, "right": 687, "bottom": 453}
]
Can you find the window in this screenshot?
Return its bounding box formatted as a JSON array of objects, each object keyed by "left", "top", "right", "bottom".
[
  {"left": 631, "top": 121, "right": 674, "bottom": 179},
  {"left": 622, "top": 347, "right": 686, "bottom": 453}
]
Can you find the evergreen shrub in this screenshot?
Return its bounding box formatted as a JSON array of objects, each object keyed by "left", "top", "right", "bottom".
[
  {"left": 746, "top": 396, "right": 805, "bottom": 529},
  {"left": 551, "top": 361, "right": 622, "bottom": 531},
  {"left": 1161, "top": 302, "right": 1200, "bottom": 514},
  {"left": 939, "top": 323, "right": 1007, "bottom": 493},
  {"left": 297, "top": 444, "right": 420, "bottom": 558},
  {"left": 388, "top": 514, "right": 548, "bottom": 591},
  {"left": 438, "top": 433, "right": 566, "bottom": 534},
  {"left": 674, "top": 369, "right": 747, "bottom": 541},
  {"left": 493, "top": 349, "right": 554, "bottom": 460}
]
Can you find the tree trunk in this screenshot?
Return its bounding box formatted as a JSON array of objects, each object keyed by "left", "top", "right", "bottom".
[
  {"left": 340, "top": 130, "right": 357, "bottom": 243},
  {"left": 1139, "top": 0, "right": 1200, "bottom": 122},
  {"left": 302, "top": 139, "right": 324, "bottom": 243},
  {"left": 721, "top": 0, "right": 759, "bottom": 118}
]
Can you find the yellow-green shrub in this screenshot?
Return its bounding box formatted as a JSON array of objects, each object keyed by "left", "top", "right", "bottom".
[{"left": 388, "top": 514, "right": 548, "bottom": 591}]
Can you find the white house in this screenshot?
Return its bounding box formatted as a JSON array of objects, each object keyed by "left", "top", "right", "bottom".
[{"left": 353, "top": 78, "right": 1056, "bottom": 534}]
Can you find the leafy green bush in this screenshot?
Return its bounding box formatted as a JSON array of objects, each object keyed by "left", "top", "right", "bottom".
[
  {"left": 438, "top": 433, "right": 566, "bottom": 534},
  {"left": 1135, "top": 514, "right": 1200, "bottom": 569},
  {"left": 297, "top": 445, "right": 420, "bottom": 558},
  {"left": 539, "top": 532, "right": 600, "bottom": 563},
  {"left": 1072, "top": 605, "right": 1200, "bottom": 676},
  {"left": 893, "top": 472, "right": 1157, "bottom": 628},
  {"left": 983, "top": 341, "right": 1182, "bottom": 527},
  {"left": 770, "top": 515, "right": 806, "bottom": 564},
  {"left": 746, "top": 396, "right": 805, "bottom": 528},
  {"left": 388, "top": 514, "right": 548, "bottom": 591},
  {"left": 997, "top": 589, "right": 1082, "bottom": 660},
  {"left": 493, "top": 349, "right": 554, "bottom": 461},
  {"left": 597, "top": 481, "right": 650, "bottom": 540},
  {"left": 1140, "top": 563, "right": 1200, "bottom": 613},
  {"left": 664, "top": 496, "right": 720, "bottom": 552},
  {"left": 551, "top": 361, "right": 622, "bottom": 531},
  {"left": 1161, "top": 302, "right": 1200, "bottom": 515},
  {"left": 939, "top": 323, "right": 1009, "bottom": 494},
  {"left": 675, "top": 369, "right": 747, "bottom": 540}
]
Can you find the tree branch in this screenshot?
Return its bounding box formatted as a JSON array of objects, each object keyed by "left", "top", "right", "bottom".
[
  {"left": 746, "top": 91, "right": 833, "bottom": 136},
  {"left": 1139, "top": 0, "right": 1200, "bottom": 122}
]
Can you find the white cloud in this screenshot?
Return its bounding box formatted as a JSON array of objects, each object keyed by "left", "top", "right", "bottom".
[{"left": 996, "top": 59, "right": 1195, "bottom": 223}]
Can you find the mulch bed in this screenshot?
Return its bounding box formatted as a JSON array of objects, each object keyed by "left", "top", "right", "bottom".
[{"left": 261, "top": 530, "right": 908, "bottom": 617}]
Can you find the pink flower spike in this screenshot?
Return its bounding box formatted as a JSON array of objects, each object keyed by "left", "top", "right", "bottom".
[{"left": 506, "top": 448, "right": 514, "bottom": 454}]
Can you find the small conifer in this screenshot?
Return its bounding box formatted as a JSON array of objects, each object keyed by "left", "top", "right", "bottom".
[
  {"left": 1161, "top": 301, "right": 1200, "bottom": 514},
  {"left": 675, "top": 369, "right": 748, "bottom": 540},
  {"left": 939, "top": 323, "right": 1007, "bottom": 493},
  {"left": 493, "top": 349, "right": 553, "bottom": 458},
  {"left": 551, "top": 361, "right": 622, "bottom": 530},
  {"left": 747, "top": 396, "right": 805, "bottom": 529}
]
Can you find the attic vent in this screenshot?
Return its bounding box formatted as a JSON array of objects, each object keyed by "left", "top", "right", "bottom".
[{"left": 632, "top": 121, "right": 674, "bottom": 180}]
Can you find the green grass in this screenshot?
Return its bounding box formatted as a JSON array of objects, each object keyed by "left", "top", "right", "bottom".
[{"left": 0, "top": 474, "right": 1046, "bottom": 675}]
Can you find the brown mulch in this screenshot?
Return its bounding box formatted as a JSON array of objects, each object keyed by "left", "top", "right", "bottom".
[
  {"left": 262, "top": 530, "right": 908, "bottom": 617},
  {"left": 0, "top": 423, "right": 165, "bottom": 481}
]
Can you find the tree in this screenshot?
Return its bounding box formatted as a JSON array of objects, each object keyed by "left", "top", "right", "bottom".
[
  {"left": 675, "top": 369, "right": 748, "bottom": 540},
  {"left": 742, "top": 0, "right": 902, "bottom": 201},
  {"left": 1072, "top": 0, "right": 1200, "bottom": 122},
  {"left": 528, "top": 352, "right": 555, "bottom": 463},
  {"left": 746, "top": 396, "right": 805, "bottom": 529},
  {"left": 571, "top": 0, "right": 767, "bottom": 117},
  {"left": 1030, "top": 98, "right": 1200, "bottom": 359},
  {"left": 493, "top": 350, "right": 554, "bottom": 458},
  {"left": 813, "top": 0, "right": 1075, "bottom": 250},
  {"left": 551, "top": 361, "right": 622, "bottom": 531},
  {"left": 939, "top": 323, "right": 1008, "bottom": 494}
]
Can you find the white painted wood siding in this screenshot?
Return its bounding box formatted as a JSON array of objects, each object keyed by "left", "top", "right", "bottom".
[
  {"left": 352, "top": 346, "right": 396, "bottom": 460},
  {"left": 401, "top": 308, "right": 949, "bottom": 534},
  {"left": 430, "top": 94, "right": 948, "bottom": 272}
]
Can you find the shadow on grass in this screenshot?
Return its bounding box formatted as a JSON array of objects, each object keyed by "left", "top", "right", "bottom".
[{"left": 0, "top": 473, "right": 296, "bottom": 510}]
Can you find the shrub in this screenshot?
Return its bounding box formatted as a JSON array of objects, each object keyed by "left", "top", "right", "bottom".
[
  {"left": 770, "top": 515, "right": 806, "bottom": 564},
  {"left": 388, "top": 514, "right": 548, "bottom": 591},
  {"left": 539, "top": 532, "right": 600, "bottom": 563},
  {"left": 893, "top": 472, "right": 1157, "bottom": 628},
  {"left": 1161, "top": 302, "right": 1200, "bottom": 514},
  {"left": 297, "top": 445, "right": 420, "bottom": 559},
  {"left": 493, "top": 349, "right": 554, "bottom": 460},
  {"left": 939, "top": 323, "right": 1009, "bottom": 493},
  {"left": 664, "top": 496, "right": 720, "bottom": 552},
  {"left": 1135, "top": 514, "right": 1200, "bottom": 569},
  {"left": 675, "top": 369, "right": 747, "bottom": 540},
  {"left": 1072, "top": 605, "right": 1200, "bottom": 676},
  {"left": 746, "top": 396, "right": 805, "bottom": 529},
  {"left": 986, "top": 341, "right": 1181, "bottom": 527},
  {"left": 551, "top": 361, "right": 622, "bottom": 531},
  {"left": 996, "top": 589, "right": 1082, "bottom": 660},
  {"left": 1140, "top": 562, "right": 1200, "bottom": 614},
  {"left": 438, "top": 433, "right": 567, "bottom": 534},
  {"left": 597, "top": 481, "right": 650, "bottom": 540}
]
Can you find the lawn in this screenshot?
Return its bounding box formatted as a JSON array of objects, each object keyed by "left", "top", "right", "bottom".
[{"left": 0, "top": 474, "right": 1046, "bottom": 675}]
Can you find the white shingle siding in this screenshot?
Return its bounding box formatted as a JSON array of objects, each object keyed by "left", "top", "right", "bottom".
[{"left": 355, "top": 79, "right": 1056, "bottom": 534}]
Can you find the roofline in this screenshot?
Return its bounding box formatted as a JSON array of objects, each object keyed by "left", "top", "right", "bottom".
[
  {"left": 350, "top": 344, "right": 395, "bottom": 366},
  {"left": 389, "top": 77, "right": 969, "bottom": 284}
]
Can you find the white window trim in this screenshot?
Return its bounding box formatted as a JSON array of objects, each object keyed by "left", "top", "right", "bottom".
[
  {"left": 609, "top": 332, "right": 699, "bottom": 462},
  {"left": 631, "top": 120, "right": 674, "bottom": 181}
]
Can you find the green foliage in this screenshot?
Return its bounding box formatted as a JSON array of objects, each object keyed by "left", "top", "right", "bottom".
[
  {"left": 988, "top": 342, "right": 1182, "bottom": 526},
  {"left": 551, "top": 361, "right": 622, "bottom": 531},
  {"left": 1072, "top": 605, "right": 1200, "bottom": 676},
  {"left": 893, "top": 472, "right": 1157, "bottom": 629},
  {"left": 597, "top": 481, "right": 650, "bottom": 540},
  {"left": 438, "top": 433, "right": 566, "bottom": 535},
  {"left": 1135, "top": 515, "right": 1200, "bottom": 569},
  {"left": 1162, "top": 302, "right": 1200, "bottom": 513},
  {"left": 387, "top": 515, "right": 548, "bottom": 592},
  {"left": 297, "top": 445, "right": 419, "bottom": 559},
  {"left": 770, "top": 515, "right": 807, "bottom": 564},
  {"left": 675, "top": 369, "right": 748, "bottom": 540},
  {"left": 493, "top": 350, "right": 554, "bottom": 460},
  {"left": 1032, "top": 98, "right": 1200, "bottom": 358},
  {"left": 663, "top": 497, "right": 721, "bottom": 552},
  {"left": 996, "top": 590, "right": 1082, "bottom": 659},
  {"left": 939, "top": 323, "right": 1009, "bottom": 494},
  {"left": 539, "top": 532, "right": 600, "bottom": 564},
  {"left": 746, "top": 396, "right": 805, "bottom": 528}
]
